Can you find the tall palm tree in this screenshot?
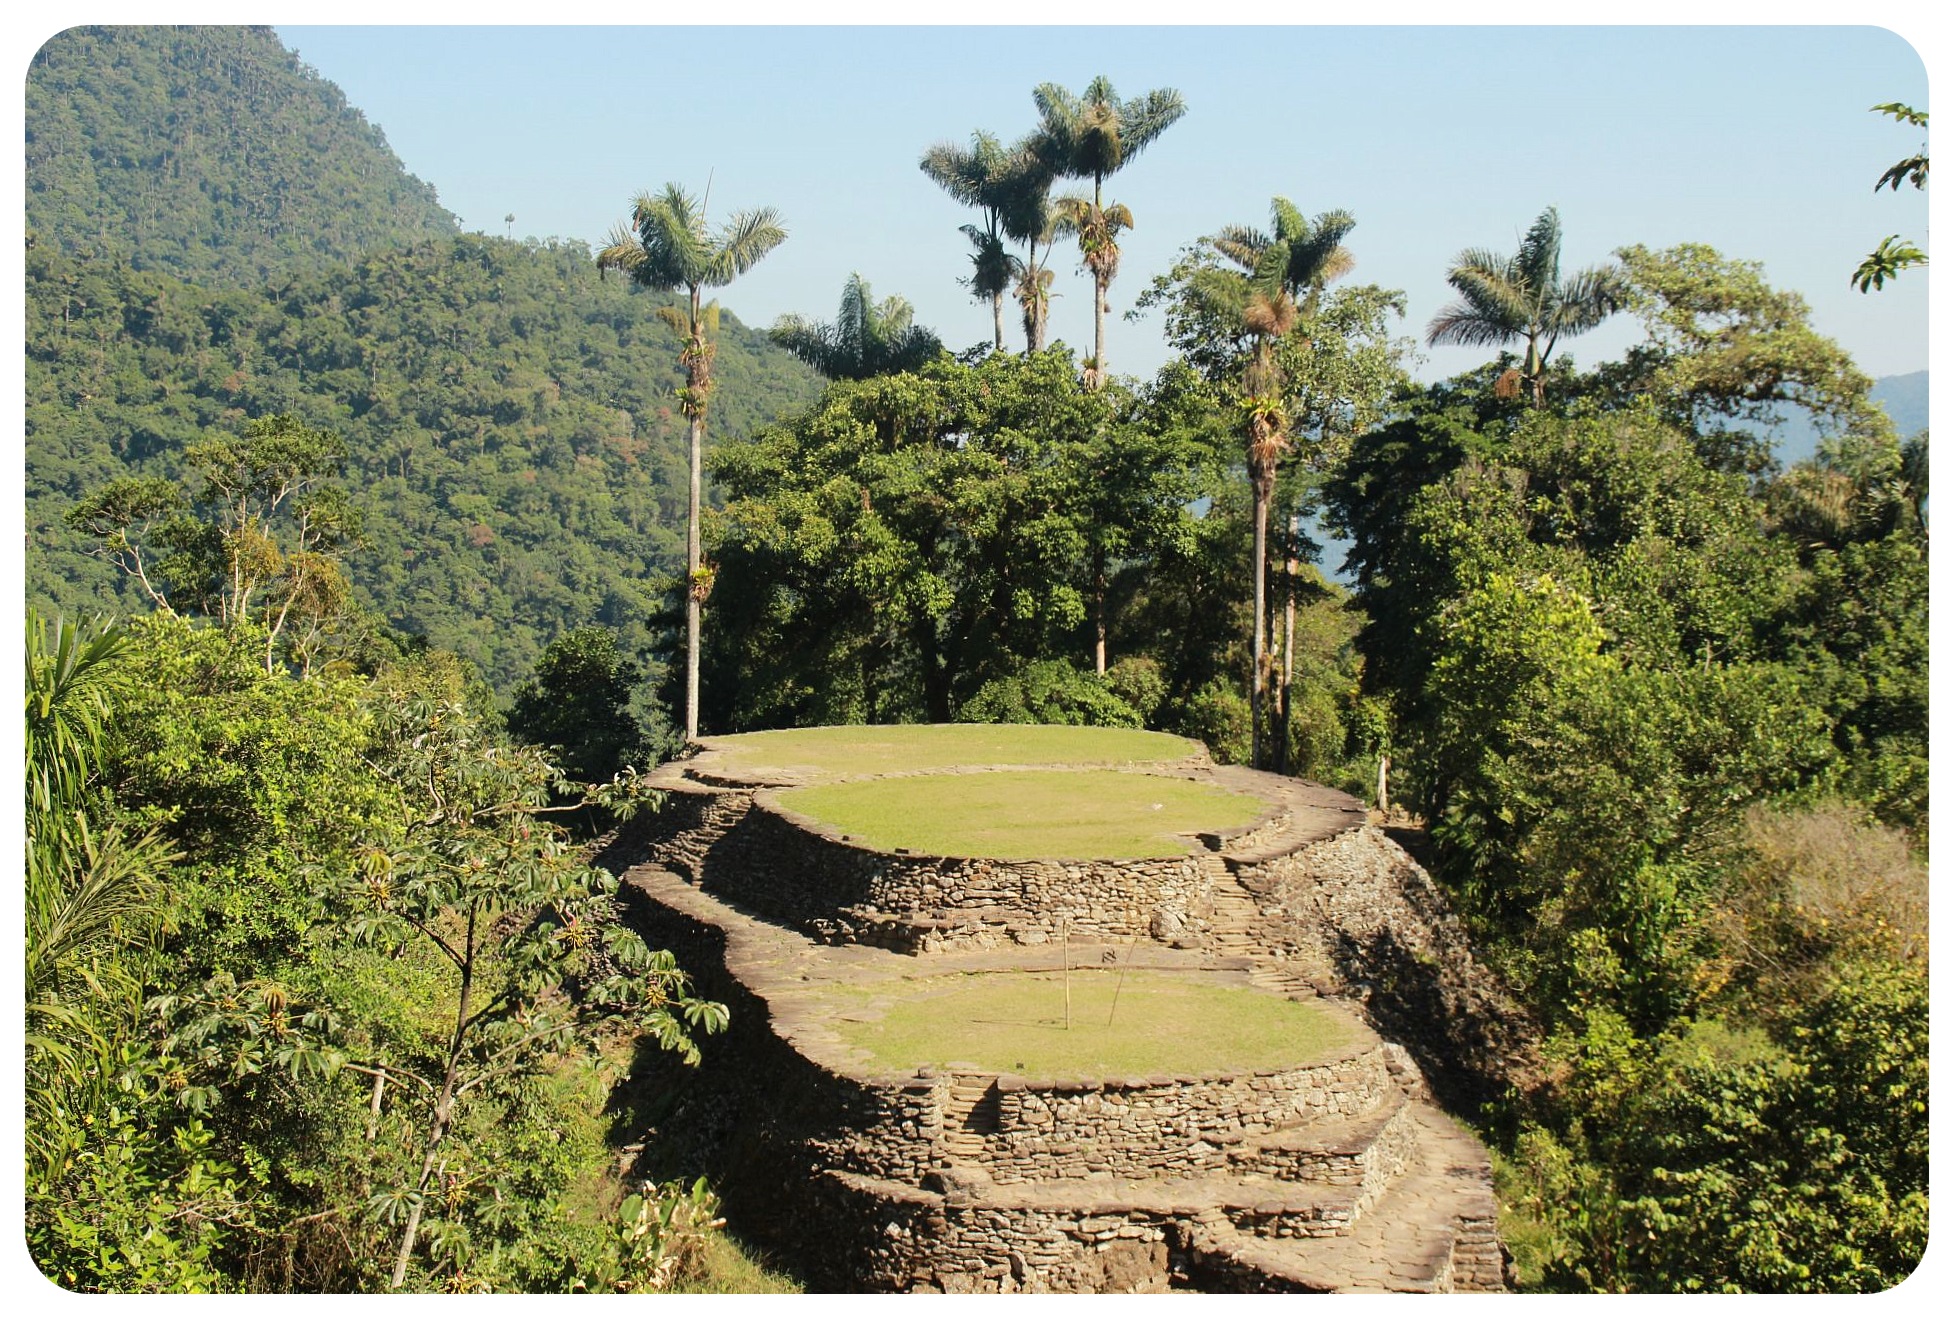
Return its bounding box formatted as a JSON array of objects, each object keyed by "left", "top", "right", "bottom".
[
  {"left": 769, "top": 273, "right": 943, "bottom": 380},
  {"left": 1031, "top": 77, "right": 1185, "bottom": 387},
  {"left": 1202, "top": 199, "right": 1356, "bottom": 766},
  {"left": 959, "top": 221, "right": 1020, "bottom": 351},
  {"left": 1050, "top": 194, "right": 1132, "bottom": 387},
  {"left": 920, "top": 131, "right": 1024, "bottom": 351},
  {"left": 1004, "top": 178, "right": 1068, "bottom": 353},
  {"left": 1426, "top": 206, "right": 1621, "bottom": 406},
  {"left": 597, "top": 183, "right": 786, "bottom": 741}
]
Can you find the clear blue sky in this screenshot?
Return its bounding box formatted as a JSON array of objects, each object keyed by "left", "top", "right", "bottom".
[{"left": 259, "top": 25, "right": 1926, "bottom": 385}]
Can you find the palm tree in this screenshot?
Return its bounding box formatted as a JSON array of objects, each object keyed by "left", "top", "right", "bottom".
[
  {"left": 770, "top": 273, "right": 943, "bottom": 380},
  {"left": 597, "top": 183, "right": 786, "bottom": 741},
  {"left": 1051, "top": 194, "right": 1132, "bottom": 387},
  {"left": 1426, "top": 206, "right": 1621, "bottom": 406},
  {"left": 1031, "top": 77, "right": 1185, "bottom": 387},
  {"left": 1203, "top": 199, "right": 1356, "bottom": 766},
  {"left": 920, "top": 131, "right": 1025, "bottom": 351},
  {"left": 959, "top": 221, "right": 1020, "bottom": 351},
  {"left": 1005, "top": 182, "right": 1067, "bottom": 353}
]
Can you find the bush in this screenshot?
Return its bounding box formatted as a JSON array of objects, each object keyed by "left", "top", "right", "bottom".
[{"left": 956, "top": 660, "right": 1140, "bottom": 728}]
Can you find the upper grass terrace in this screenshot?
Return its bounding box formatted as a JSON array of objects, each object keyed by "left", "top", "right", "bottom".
[
  {"left": 687, "top": 725, "right": 1266, "bottom": 859},
  {"left": 777, "top": 769, "right": 1263, "bottom": 860},
  {"left": 693, "top": 724, "right": 1203, "bottom": 783}
]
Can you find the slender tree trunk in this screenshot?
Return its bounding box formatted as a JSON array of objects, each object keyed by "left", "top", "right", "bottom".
[
  {"left": 1090, "top": 177, "right": 1108, "bottom": 388},
  {"left": 1090, "top": 270, "right": 1108, "bottom": 389},
  {"left": 1251, "top": 486, "right": 1268, "bottom": 770},
  {"left": 1277, "top": 519, "right": 1296, "bottom": 776},
  {"left": 392, "top": 908, "right": 476, "bottom": 1290},
  {"left": 390, "top": 1113, "right": 446, "bottom": 1289},
  {"left": 365, "top": 1072, "right": 386, "bottom": 1143},
  {"left": 686, "top": 406, "right": 703, "bottom": 741},
  {"left": 1093, "top": 547, "right": 1107, "bottom": 676},
  {"left": 992, "top": 292, "right": 1005, "bottom": 352}
]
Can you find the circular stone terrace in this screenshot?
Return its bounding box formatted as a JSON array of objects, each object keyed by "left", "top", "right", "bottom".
[
  {"left": 644, "top": 723, "right": 1383, "bottom": 1067},
  {"left": 616, "top": 725, "right": 1506, "bottom": 1292}
]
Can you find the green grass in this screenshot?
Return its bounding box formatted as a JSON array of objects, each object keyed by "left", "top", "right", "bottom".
[
  {"left": 822, "top": 970, "right": 1358, "bottom": 1079},
  {"left": 701, "top": 723, "right": 1199, "bottom": 781},
  {"left": 778, "top": 768, "right": 1264, "bottom": 859}
]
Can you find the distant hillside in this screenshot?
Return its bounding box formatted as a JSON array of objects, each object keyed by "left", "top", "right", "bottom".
[
  {"left": 1872, "top": 370, "right": 1929, "bottom": 437},
  {"left": 25, "top": 236, "right": 823, "bottom": 692},
  {"left": 1768, "top": 370, "right": 1929, "bottom": 468},
  {"left": 25, "top": 23, "right": 825, "bottom": 694},
  {"left": 27, "top": 25, "right": 458, "bottom": 284}
]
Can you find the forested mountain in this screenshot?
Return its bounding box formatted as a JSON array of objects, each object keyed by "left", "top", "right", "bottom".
[
  {"left": 26, "top": 237, "right": 822, "bottom": 690},
  {"left": 27, "top": 25, "right": 458, "bottom": 283},
  {"left": 25, "top": 23, "right": 824, "bottom": 693}
]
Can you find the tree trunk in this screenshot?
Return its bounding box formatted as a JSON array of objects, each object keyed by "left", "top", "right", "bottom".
[
  {"left": 389, "top": 1119, "right": 445, "bottom": 1290},
  {"left": 392, "top": 908, "right": 476, "bottom": 1289},
  {"left": 365, "top": 1072, "right": 386, "bottom": 1143},
  {"left": 1251, "top": 486, "right": 1268, "bottom": 769},
  {"left": 992, "top": 292, "right": 1005, "bottom": 352},
  {"left": 1089, "top": 270, "right": 1108, "bottom": 389},
  {"left": 1093, "top": 548, "right": 1107, "bottom": 676},
  {"left": 1277, "top": 522, "right": 1295, "bottom": 776},
  {"left": 685, "top": 408, "right": 703, "bottom": 741}
]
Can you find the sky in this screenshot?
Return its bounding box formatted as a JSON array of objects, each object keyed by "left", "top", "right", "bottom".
[{"left": 259, "top": 20, "right": 1933, "bottom": 387}]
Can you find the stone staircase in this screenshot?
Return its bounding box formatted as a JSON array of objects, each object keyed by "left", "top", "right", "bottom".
[
  {"left": 911, "top": 1038, "right": 1499, "bottom": 1292},
  {"left": 940, "top": 1073, "right": 1002, "bottom": 1162},
  {"left": 1177, "top": 1104, "right": 1503, "bottom": 1292},
  {"left": 1201, "top": 860, "right": 1326, "bottom": 1000}
]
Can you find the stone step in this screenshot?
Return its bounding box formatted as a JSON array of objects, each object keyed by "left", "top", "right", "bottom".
[
  {"left": 1226, "top": 1090, "right": 1414, "bottom": 1196},
  {"left": 1178, "top": 1105, "right": 1503, "bottom": 1293},
  {"left": 940, "top": 1073, "right": 1002, "bottom": 1160}
]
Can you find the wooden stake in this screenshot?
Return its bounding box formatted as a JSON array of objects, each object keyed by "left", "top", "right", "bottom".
[
  {"left": 1106, "top": 931, "right": 1141, "bottom": 1027},
  {"left": 1062, "top": 918, "right": 1071, "bottom": 1030}
]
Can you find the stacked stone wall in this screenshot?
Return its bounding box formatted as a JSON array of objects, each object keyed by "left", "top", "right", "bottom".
[
  {"left": 976, "top": 1052, "right": 1394, "bottom": 1183},
  {"left": 799, "top": 1170, "right": 1184, "bottom": 1293},
  {"left": 679, "top": 797, "right": 1213, "bottom": 951}
]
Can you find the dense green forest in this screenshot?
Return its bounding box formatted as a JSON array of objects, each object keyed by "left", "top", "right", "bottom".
[
  {"left": 28, "top": 26, "right": 458, "bottom": 283},
  {"left": 24, "top": 25, "right": 1926, "bottom": 1296},
  {"left": 26, "top": 234, "right": 821, "bottom": 695}
]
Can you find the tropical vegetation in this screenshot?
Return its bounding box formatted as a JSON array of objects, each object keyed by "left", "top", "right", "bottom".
[{"left": 23, "top": 23, "right": 1928, "bottom": 1296}]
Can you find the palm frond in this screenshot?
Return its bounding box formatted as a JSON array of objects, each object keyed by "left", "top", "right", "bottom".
[
  {"left": 1515, "top": 206, "right": 1564, "bottom": 292},
  {"left": 1268, "top": 198, "right": 1308, "bottom": 244},
  {"left": 1875, "top": 153, "right": 1929, "bottom": 192},
  {"left": 1213, "top": 225, "right": 1270, "bottom": 271},
  {"left": 1549, "top": 264, "right": 1626, "bottom": 335},
  {"left": 1118, "top": 87, "right": 1187, "bottom": 161},
  {"left": 1444, "top": 262, "right": 1537, "bottom": 329},
  {"left": 595, "top": 222, "right": 646, "bottom": 276},
  {"left": 1871, "top": 101, "right": 1928, "bottom": 128},
  {"left": 1426, "top": 301, "right": 1525, "bottom": 349},
  {"left": 1286, "top": 209, "right": 1357, "bottom": 292},
  {"left": 711, "top": 207, "right": 788, "bottom": 285}
]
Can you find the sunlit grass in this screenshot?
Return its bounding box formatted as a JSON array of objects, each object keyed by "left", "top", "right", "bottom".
[
  {"left": 823, "top": 970, "right": 1357, "bottom": 1079},
  {"left": 702, "top": 723, "right": 1199, "bottom": 781},
  {"left": 778, "top": 768, "right": 1263, "bottom": 859}
]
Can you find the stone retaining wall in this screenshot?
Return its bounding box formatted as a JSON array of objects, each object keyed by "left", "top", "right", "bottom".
[
  {"left": 805, "top": 1170, "right": 1182, "bottom": 1293},
  {"left": 976, "top": 1052, "right": 1394, "bottom": 1184},
  {"left": 660, "top": 794, "right": 1215, "bottom": 951}
]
